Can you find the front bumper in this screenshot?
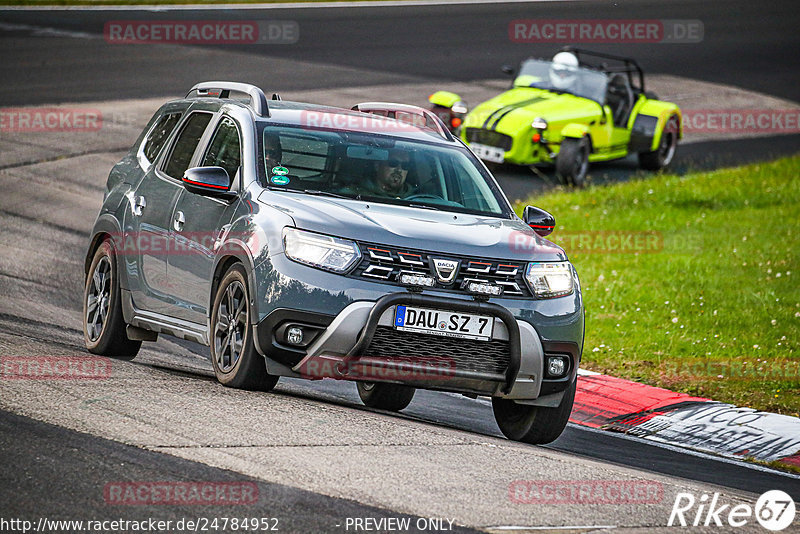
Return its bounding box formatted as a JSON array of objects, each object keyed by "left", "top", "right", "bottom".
[{"left": 253, "top": 291, "right": 580, "bottom": 401}]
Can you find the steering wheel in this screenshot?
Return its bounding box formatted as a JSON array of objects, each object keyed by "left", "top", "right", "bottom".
[{"left": 404, "top": 193, "right": 446, "bottom": 202}]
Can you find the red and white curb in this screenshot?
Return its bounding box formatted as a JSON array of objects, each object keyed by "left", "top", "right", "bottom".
[{"left": 571, "top": 369, "right": 800, "bottom": 468}]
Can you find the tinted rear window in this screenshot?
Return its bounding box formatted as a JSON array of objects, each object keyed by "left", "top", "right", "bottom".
[
  {"left": 163, "top": 112, "right": 213, "bottom": 180},
  {"left": 143, "top": 112, "right": 182, "bottom": 163}
]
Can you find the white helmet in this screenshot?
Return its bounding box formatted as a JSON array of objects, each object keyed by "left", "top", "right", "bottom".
[{"left": 549, "top": 52, "right": 579, "bottom": 89}]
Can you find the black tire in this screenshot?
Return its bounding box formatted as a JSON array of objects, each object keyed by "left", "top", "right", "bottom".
[
  {"left": 492, "top": 378, "right": 576, "bottom": 445},
  {"left": 639, "top": 115, "right": 679, "bottom": 171},
  {"left": 556, "top": 137, "right": 590, "bottom": 187},
  {"left": 356, "top": 382, "right": 415, "bottom": 411},
  {"left": 83, "top": 240, "right": 141, "bottom": 359},
  {"left": 210, "top": 265, "right": 278, "bottom": 392}
]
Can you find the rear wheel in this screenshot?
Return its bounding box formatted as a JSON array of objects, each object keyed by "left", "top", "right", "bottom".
[
  {"left": 556, "top": 137, "right": 590, "bottom": 187},
  {"left": 83, "top": 240, "right": 141, "bottom": 359},
  {"left": 357, "top": 382, "right": 415, "bottom": 411},
  {"left": 639, "top": 115, "right": 679, "bottom": 170},
  {"left": 492, "top": 378, "right": 576, "bottom": 445},
  {"left": 210, "top": 265, "right": 278, "bottom": 391}
]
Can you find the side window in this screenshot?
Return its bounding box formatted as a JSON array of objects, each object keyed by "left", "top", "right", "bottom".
[
  {"left": 142, "top": 112, "right": 182, "bottom": 163},
  {"left": 202, "top": 117, "right": 241, "bottom": 182},
  {"left": 163, "top": 112, "right": 213, "bottom": 180}
]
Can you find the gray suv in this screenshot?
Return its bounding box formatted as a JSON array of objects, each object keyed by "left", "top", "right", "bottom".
[{"left": 83, "top": 82, "right": 584, "bottom": 444}]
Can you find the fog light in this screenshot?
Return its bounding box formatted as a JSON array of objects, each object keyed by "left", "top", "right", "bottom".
[
  {"left": 546, "top": 356, "right": 568, "bottom": 378},
  {"left": 398, "top": 271, "right": 435, "bottom": 288},
  {"left": 287, "top": 327, "right": 304, "bottom": 346},
  {"left": 465, "top": 281, "right": 503, "bottom": 296}
]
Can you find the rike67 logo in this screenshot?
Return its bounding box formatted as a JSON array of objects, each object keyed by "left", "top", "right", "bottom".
[{"left": 668, "top": 490, "right": 796, "bottom": 531}]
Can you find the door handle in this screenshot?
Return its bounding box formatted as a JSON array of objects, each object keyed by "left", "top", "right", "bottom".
[
  {"left": 173, "top": 211, "right": 185, "bottom": 231},
  {"left": 133, "top": 196, "right": 146, "bottom": 216}
]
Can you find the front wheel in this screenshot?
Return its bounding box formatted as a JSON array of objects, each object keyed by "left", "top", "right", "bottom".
[
  {"left": 639, "top": 115, "right": 679, "bottom": 171},
  {"left": 556, "top": 137, "right": 590, "bottom": 187},
  {"left": 492, "top": 378, "right": 576, "bottom": 445},
  {"left": 83, "top": 240, "right": 141, "bottom": 359},
  {"left": 357, "top": 382, "right": 415, "bottom": 411},
  {"left": 210, "top": 265, "right": 278, "bottom": 391}
]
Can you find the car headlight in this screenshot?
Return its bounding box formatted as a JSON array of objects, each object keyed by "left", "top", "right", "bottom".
[
  {"left": 531, "top": 117, "right": 548, "bottom": 130},
  {"left": 283, "top": 228, "right": 361, "bottom": 273},
  {"left": 525, "top": 262, "right": 574, "bottom": 298},
  {"left": 451, "top": 101, "right": 468, "bottom": 114}
]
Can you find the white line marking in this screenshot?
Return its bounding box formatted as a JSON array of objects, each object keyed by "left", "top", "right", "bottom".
[
  {"left": 0, "top": 21, "right": 96, "bottom": 39},
  {"left": 0, "top": 0, "right": 581, "bottom": 11},
  {"left": 485, "top": 526, "right": 616, "bottom": 531}
]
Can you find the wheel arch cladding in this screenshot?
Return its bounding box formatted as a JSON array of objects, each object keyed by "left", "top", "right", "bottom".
[{"left": 210, "top": 249, "right": 258, "bottom": 323}]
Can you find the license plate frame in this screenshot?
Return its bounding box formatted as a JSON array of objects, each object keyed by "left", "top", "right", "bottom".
[{"left": 393, "top": 305, "right": 494, "bottom": 342}]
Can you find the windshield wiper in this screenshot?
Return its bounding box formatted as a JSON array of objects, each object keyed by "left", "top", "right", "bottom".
[
  {"left": 408, "top": 203, "right": 441, "bottom": 211},
  {"left": 302, "top": 189, "right": 352, "bottom": 200},
  {"left": 272, "top": 187, "right": 353, "bottom": 200}
]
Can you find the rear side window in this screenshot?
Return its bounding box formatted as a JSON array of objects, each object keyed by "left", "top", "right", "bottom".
[
  {"left": 142, "top": 112, "right": 182, "bottom": 163},
  {"left": 163, "top": 112, "right": 213, "bottom": 180},
  {"left": 202, "top": 117, "right": 241, "bottom": 182}
]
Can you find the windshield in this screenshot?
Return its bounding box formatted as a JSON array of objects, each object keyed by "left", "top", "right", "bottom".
[
  {"left": 259, "top": 124, "right": 511, "bottom": 217},
  {"left": 513, "top": 58, "right": 608, "bottom": 103}
]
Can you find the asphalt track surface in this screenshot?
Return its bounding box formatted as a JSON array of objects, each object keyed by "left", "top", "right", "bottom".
[
  {"left": 1, "top": 0, "right": 800, "bottom": 531},
  {"left": 0, "top": 0, "right": 799, "bottom": 103}
]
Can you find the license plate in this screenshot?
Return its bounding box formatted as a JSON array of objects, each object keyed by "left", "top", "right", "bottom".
[
  {"left": 470, "top": 143, "right": 505, "bottom": 163},
  {"left": 394, "top": 305, "right": 493, "bottom": 341}
]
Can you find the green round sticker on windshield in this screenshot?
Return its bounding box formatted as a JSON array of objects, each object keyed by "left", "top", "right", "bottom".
[
  {"left": 271, "top": 174, "right": 290, "bottom": 185},
  {"left": 272, "top": 166, "right": 289, "bottom": 176}
]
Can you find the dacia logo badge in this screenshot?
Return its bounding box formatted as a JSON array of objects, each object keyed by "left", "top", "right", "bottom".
[{"left": 431, "top": 258, "right": 460, "bottom": 284}]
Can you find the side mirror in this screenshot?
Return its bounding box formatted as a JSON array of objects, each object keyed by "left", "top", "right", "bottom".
[
  {"left": 523, "top": 206, "right": 555, "bottom": 237},
  {"left": 182, "top": 167, "right": 237, "bottom": 200},
  {"left": 501, "top": 64, "right": 516, "bottom": 76}
]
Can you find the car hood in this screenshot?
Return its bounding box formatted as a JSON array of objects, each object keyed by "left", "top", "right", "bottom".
[
  {"left": 257, "top": 191, "right": 566, "bottom": 262},
  {"left": 465, "top": 87, "right": 602, "bottom": 132}
]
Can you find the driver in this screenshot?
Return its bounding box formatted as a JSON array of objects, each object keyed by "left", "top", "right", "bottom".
[
  {"left": 549, "top": 51, "right": 580, "bottom": 91},
  {"left": 374, "top": 150, "right": 414, "bottom": 197},
  {"left": 344, "top": 149, "right": 415, "bottom": 198}
]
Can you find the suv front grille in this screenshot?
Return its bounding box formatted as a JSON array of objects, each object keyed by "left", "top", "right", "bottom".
[
  {"left": 465, "top": 128, "right": 513, "bottom": 151},
  {"left": 350, "top": 242, "right": 532, "bottom": 298},
  {"left": 365, "top": 326, "right": 510, "bottom": 376}
]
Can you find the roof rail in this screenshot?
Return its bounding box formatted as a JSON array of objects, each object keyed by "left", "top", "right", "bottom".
[
  {"left": 351, "top": 102, "right": 454, "bottom": 141},
  {"left": 187, "top": 81, "right": 270, "bottom": 117}
]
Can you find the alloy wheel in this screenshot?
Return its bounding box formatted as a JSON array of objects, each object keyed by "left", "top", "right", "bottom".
[
  {"left": 86, "top": 256, "right": 111, "bottom": 342},
  {"left": 214, "top": 280, "right": 248, "bottom": 372}
]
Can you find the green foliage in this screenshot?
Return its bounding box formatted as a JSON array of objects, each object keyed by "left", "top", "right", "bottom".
[{"left": 517, "top": 156, "right": 800, "bottom": 414}]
